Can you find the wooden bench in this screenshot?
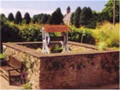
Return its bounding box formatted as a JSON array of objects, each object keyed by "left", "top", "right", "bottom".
[{"left": 0, "top": 56, "right": 26, "bottom": 85}]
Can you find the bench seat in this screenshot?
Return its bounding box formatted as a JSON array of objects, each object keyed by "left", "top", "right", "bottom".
[{"left": 0, "top": 56, "right": 26, "bottom": 85}]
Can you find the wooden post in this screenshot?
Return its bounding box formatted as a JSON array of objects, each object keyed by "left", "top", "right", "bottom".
[{"left": 113, "top": 0, "right": 115, "bottom": 25}]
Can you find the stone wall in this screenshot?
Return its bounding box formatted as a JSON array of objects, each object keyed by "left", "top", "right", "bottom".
[
  {"left": 39, "top": 51, "right": 119, "bottom": 89},
  {"left": 3, "top": 44, "right": 40, "bottom": 89},
  {"left": 3, "top": 42, "right": 119, "bottom": 89}
]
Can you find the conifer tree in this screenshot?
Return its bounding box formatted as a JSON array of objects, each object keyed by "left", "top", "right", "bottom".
[
  {"left": 73, "top": 7, "right": 81, "bottom": 27},
  {"left": 24, "top": 12, "right": 31, "bottom": 24},
  {"left": 50, "top": 8, "right": 63, "bottom": 24},
  {"left": 15, "top": 11, "right": 22, "bottom": 24},
  {"left": 8, "top": 13, "right": 14, "bottom": 21}
]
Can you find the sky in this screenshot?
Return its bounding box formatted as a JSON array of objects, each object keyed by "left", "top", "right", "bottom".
[{"left": 0, "top": 0, "right": 108, "bottom": 17}]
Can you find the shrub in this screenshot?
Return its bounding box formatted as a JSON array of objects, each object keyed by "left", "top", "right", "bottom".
[
  {"left": 69, "top": 25, "right": 95, "bottom": 44},
  {"left": 1, "top": 21, "right": 21, "bottom": 42},
  {"left": 19, "top": 26, "right": 42, "bottom": 41},
  {"left": 24, "top": 83, "right": 32, "bottom": 89},
  {"left": 0, "top": 54, "right": 4, "bottom": 59},
  {"left": 1, "top": 20, "right": 42, "bottom": 42},
  {"left": 97, "top": 42, "right": 107, "bottom": 50},
  {"left": 50, "top": 44, "right": 63, "bottom": 53},
  {"left": 93, "top": 22, "right": 119, "bottom": 49}
]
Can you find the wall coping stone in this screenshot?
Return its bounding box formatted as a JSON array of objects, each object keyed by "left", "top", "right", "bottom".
[{"left": 3, "top": 41, "right": 120, "bottom": 58}]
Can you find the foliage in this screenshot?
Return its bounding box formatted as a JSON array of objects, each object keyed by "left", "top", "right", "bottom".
[
  {"left": 50, "top": 8, "right": 63, "bottom": 24},
  {"left": 71, "top": 7, "right": 94, "bottom": 28},
  {"left": 69, "top": 25, "right": 95, "bottom": 44},
  {"left": 69, "top": 22, "right": 119, "bottom": 50},
  {"left": 0, "top": 54, "right": 4, "bottom": 59},
  {"left": 97, "top": 42, "right": 107, "bottom": 51},
  {"left": 93, "top": 22, "right": 119, "bottom": 50},
  {"left": 1, "top": 11, "right": 119, "bottom": 51},
  {"left": 51, "top": 44, "right": 63, "bottom": 53},
  {"left": 73, "top": 7, "right": 81, "bottom": 27},
  {"left": 1, "top": 17, "right": 42, "bottom": 42},
  {"left": 32, "top": 8, "right": 63, "bottom": 25},
  {"left": 80, "top": 7, "right": 92, "bottom": 26},
  {"left": 40, "top": 14, "right": 50, "bottom": 24},
  {"left": 70, "top": 12, "right": 74, "bottom": 25},
  {"left": 24, "top": 12, "right": 31, "bottom": 24},
  {"left": 70, "top": 0, "right": 119, "bottom": 28},
  {"left": 17, "top": 23, "right": 42, "bottom": 41},
  {"left": 8, "top": 13, "right": 14, "bottom": 22},
  {"left": 15, "top": 11, "right": 22, "bottom": 24},
  {"left": 101, "top": 0, "right": 119, "bottom": 22},
  {"left": 32, "top": 13, "right": 50, "bottom": 24},
  {"left": 0, "top": 13, "right": 7, "bottom": 25},
  {"left": 47, "top": 16, "right": 52, "bottom": 24},
  {"left": 0, "top": 13, "right": 6, "bottom": 19},
  {"left": 1, "top": 21, "right": 21, "bottom": 42},
  {"left": 24, "top": 83, "right": 32, "bottom": 89}
]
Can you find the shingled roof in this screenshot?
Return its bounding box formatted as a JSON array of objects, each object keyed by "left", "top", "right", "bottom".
[{"left": 44, "top": 25, "right": 70, "bottom": 32}]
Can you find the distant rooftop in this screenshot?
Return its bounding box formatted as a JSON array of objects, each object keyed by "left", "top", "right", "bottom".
[{"left": 44, "top": 25, "right": 70, "bottom": 32}]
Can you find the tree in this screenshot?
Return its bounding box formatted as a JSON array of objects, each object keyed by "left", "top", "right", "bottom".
[
  {"left": 80, "top": 7, "right": 92, "bottom": 26},
  {"left": 47, "top": 16, "right": 53, "bottom": 24},
  {"left": 70, "top": 12, "right": 74, "bottom": 25},
  {"left": 8, "top": 13, "right": 14, "bottom": 22},
  {"left": 32, "top": 15, "right": 39, "bottom": 23},
  {"left": 73, "top": 7, "right": 81, "bottom": 27},
  {"left": 24, "top": 12, "right": 31, "bottom": 24},
  {"left": 50, "top": 8, "right": 63, "bottom": 24},
  {"left": 87, "top": 7, "right": 93, "bottom": 19},
  {"left": 1, "top": 13, "right": 6, "bottom": 19},
  {"left": 0, "top": 14, "right": 7, "bottom": 25},
  {"left": 32, "top": 13, "right": 51, "bottom": 24},
  {"left": 15, "top": 11, "right": 22, "bottom": 24},
  {"left": 40, "top": 14, "right": 49, "bottom": 24},
  {"left": 102, "top": 0, "right": 119, "bottom": 23},
  {"left": 85, "top": 10, "right": 98, "bottom": 28}
]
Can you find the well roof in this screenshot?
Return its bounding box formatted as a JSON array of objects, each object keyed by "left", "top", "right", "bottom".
[{"left": 44, "top": 25, "right": 70, "bottom": 32}]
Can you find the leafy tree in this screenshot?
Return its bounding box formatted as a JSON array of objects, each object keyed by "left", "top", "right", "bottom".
[
  {"left": 32, "top": 15, "right": 39, "bottom": 23},
  {"left": 15, "top": 11, "right": 22, "bottom": 24},
  {"left": 8, "top": 13, "right": 14, "bottom": 22},
  {"left": 32, "top": 13, "right": 50, "bottom": 24},
  {"left": 40, "top": 14, "right": 50, "bottom": 24},
  {"left": 73, "top": 7, "right": 81, "bottom": 27},
  {"left": 101, "top": 0, "right": 119, "bottom": 22},
  {"left": 47, "top": 16, "right": 53, "bottom": 24},
  {"left": 24, "top": 12, "right": 31, "bottom": 24},
  {"left": 36, "top": 14, "right": 43, "bottom": 23}
]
